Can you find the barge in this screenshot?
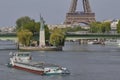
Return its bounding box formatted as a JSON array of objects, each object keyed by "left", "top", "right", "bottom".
[{"left": 8, "top": 52, "right": 70, "bottom": 75}]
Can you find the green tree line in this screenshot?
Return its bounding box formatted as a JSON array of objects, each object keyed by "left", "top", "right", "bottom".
[
  {"left": 117, "top": 20, "right": 120, "bottom": 33},
  {"left": 89, "top": 22, "right": 111, "bottom": 33}
]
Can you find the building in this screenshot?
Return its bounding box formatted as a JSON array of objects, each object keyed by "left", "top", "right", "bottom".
[
  {"left": 47, "top": 24, "right": 72, "bottom": 30},
  {"left": 0, "top": 26, "right": 16, "bottom": 33},
  {"left": 110, "top": 19, "right": 119, "bottom": 34}
]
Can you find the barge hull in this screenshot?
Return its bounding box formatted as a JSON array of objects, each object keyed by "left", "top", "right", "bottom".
[{"left": 13, "top": 65, "right": 44, "bottom": 75}]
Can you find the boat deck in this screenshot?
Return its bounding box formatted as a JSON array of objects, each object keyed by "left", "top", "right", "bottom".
[{"left": 17, "top": 61, "right": 61, "bottom": 68}]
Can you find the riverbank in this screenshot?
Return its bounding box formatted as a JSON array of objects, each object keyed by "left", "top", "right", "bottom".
[{"left": 19, "top": 46, "right": 62, "bottom": 51}]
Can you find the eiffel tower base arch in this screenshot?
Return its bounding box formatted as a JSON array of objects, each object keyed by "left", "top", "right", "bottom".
[{"left": 64, "top": 12, "right": 96, "bottom": 25}]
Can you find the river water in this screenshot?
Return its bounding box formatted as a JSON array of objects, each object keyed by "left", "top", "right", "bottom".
[{"left": 0, "top": 41, "right": 120, "bottom": 80}]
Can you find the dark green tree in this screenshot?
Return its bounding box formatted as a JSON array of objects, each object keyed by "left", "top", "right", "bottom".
[
  {"left": 117, "top": 20, "right": 120, "bottom": 33},
  {"left": 102, "top": 22, "right": 111, "bottom": 33},
  {"left": 16, "top": 16, "right": 34, "bottom": 29},
  {"left": 22, "top": 21, "right": 36, "bottom": 34},
  {"left": 90, "top": 22, "right": 101, "bottom": 33},
  {"left": 44, "top": 25, "right": 50, "bottom": 41}
]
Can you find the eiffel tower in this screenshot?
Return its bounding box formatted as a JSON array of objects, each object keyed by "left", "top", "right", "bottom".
[{"left": 64, "top": 0, "right": 96, "bottom": 25}]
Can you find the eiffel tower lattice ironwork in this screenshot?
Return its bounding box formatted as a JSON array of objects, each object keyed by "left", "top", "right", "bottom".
[{"left": 64, "top": 0, "right": 96, "bottom": 25}]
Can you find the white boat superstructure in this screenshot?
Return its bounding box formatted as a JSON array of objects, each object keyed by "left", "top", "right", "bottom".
[
  {"left": 44, "top": 67, "right": 69, "bottom": 75},
  {"left": 9, "top": 52, "right": 31, "bottom": 64}
]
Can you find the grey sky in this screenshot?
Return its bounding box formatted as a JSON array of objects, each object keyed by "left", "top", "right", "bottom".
[{"left": 0, "top": 0, "right": 120, "bottom": 27}]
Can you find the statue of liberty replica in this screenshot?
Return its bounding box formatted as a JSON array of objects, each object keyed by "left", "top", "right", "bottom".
[
  {"left": 39, "top": 15, "right": 45, "bottom": 47},
  {"left": 38, "top": 15, "right": 62, "bottom": 51}
]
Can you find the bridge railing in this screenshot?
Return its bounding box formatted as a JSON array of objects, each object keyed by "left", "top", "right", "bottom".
[
  {"left": 66, "top": 32, "right": 120, "bottom": 39},
  {"left": 66, "top": 32, "right": 120, "bottom": 35},
  {"left": 0, "top": 32, "right": 16, "bottom": 37}
]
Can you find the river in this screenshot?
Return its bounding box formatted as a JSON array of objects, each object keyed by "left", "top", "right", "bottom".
[{"left": 0, "top": 41, "right": 120, "bottom": 80}]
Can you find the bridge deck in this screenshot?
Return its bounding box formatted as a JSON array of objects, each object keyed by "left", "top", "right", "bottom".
[{"left": 66, "top": 33, "right": 120, "bottom": 40}]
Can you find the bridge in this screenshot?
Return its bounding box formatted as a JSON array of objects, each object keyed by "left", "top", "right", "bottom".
[
  {"left": 66, "top": 32, "right": 120, "bottom": 40},
  {"left": 0, "top": 32, "right": 120, "bottom": 41},
  {"left": 0, "top": 32, "right": 17, "bottom": 42}
]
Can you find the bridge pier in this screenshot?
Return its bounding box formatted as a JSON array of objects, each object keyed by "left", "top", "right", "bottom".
[
  {"left": 79, "top": 39, "right": 88, "bottom": 44},
  {"left": 65, "top": 38, "right": 107, "bottom": 45}
]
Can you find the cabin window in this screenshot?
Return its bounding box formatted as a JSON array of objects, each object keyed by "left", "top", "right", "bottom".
[{"left": 18, "top": 54, "right": 29, "bottom": 57}]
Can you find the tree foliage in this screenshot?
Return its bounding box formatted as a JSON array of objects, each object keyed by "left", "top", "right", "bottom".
[
  {"left": 117, "top": 20, "right": 120, "bottom": 33},
  {"left": 16, "top": 16, "right": 34, "bottom": 29},
  {"left": 50, "top": 28, "right": 65, "bottom": 46},
  {"left": 44, "top": 25, "right": 50, "bottom": 41},
  {"left": 90, "top": 22, "right": 111, "bottom": 33},
  {"left": 102, "top": 22, "right": 111, "bottom": 33},
  {"left": 63, "top": 26, "right": 86, "bottom": 32},
  {"left": 17, "top": 29, "right": 33, "bottom": 46},
  {"left": 22, "top": 21, "right": 36, "bottom": 34}
]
